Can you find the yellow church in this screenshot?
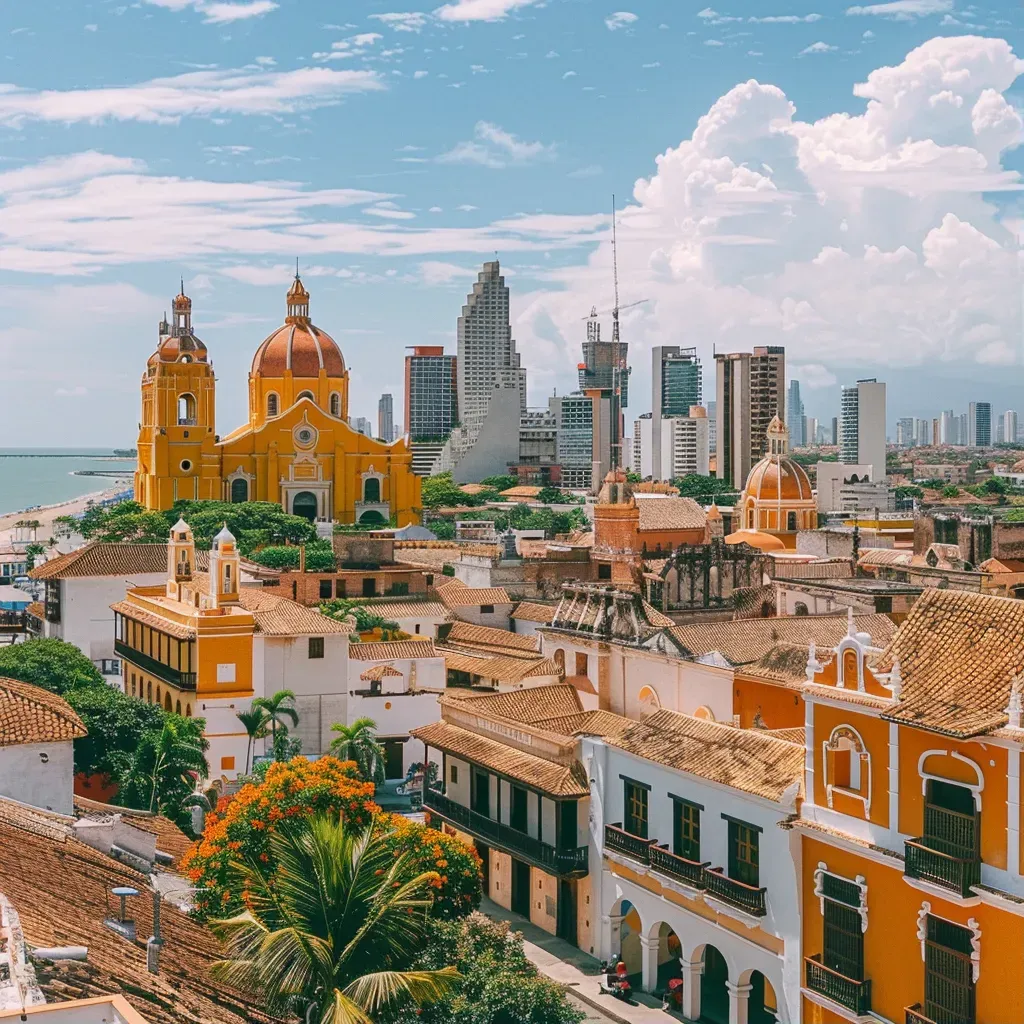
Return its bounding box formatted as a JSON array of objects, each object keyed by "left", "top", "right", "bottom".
[{"left": 134, "top": 275, "right": 421, "bottom": 525}]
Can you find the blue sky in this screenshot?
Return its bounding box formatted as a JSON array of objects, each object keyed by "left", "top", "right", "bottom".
[{"left": 1, "top": 0, "right": 1023, "bottom": 445}]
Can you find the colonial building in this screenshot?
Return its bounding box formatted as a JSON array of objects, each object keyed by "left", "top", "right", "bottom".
[
  {"left": 794, "top": 588, "right": 1024, "bottom": 1024},
  {"left": 134, "top": 279, "right": 421, "bottom": 526},
  {"left": 413, "top": 685, "right": 631, "bottom": 951},
  {"left": 728, "top": 417, "right": 817, "bottom": 552},
  {"left": 112, "top": 521, "right": 350, "bottom": 779}
]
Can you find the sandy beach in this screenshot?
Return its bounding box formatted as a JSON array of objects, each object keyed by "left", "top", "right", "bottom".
[{"left": 0, "top": 481, "right": 130, "bottom": 544}]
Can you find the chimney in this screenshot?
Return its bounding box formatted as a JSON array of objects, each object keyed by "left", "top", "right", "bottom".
[
  {"left": 147, "top": 888, "right": 164, "bottom": 974},
  {"left": 104, "top": 886, "right": 139, "bottom": 942}
]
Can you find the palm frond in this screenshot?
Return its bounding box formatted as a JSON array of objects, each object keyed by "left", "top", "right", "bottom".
[{"left": 341, "top": 967, "right": 461, "bottom": 1014}]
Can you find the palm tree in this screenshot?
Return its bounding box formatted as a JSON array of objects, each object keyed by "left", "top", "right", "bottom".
[
  {"left": 210, "top": 814, "right": 460, "bottom": 1024},
  {"left": 237, "top": 706, "right": 269, "bottom": 775},
  {"left": 116, "top": 719, "right": 208, "bottom": 815},
  {"left": 252, "top": 689, "right": 298, "bottom": 761},
  {"left": 329, "top": 718, "right": 386, "bottom": 783}
]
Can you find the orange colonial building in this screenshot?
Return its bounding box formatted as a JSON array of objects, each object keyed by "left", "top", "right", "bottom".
[
  {"left": 135, "top": 277, "right": 421, "bottom": 526},
  {"left": 727, "top": 416, "right": 817, "bottom": 552},
  {"left": 793, "top": 588, "right": 1024, "bottom": 1024}
]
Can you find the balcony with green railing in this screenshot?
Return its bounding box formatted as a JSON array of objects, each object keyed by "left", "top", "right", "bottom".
[
  {"left": 115, "top": 640, "right": 197, "bottom": 691},
  {"left": 906, "top": 1003, "right": 974, "bottom": 1024},
  {"left": 702, "top": 867, "right": 767, "bottom": 916},
  {"left": 604, "top": 823, "right": 655, "bottom": 864},
  {"left": 805, "top": 955, "right": 871, "bottom": 1016},
  {"left": 905, "top": 801, "right": 981, "bottom": 898},
  {"left": 649, "top": 844, "right": 708, "bottom": 890}
]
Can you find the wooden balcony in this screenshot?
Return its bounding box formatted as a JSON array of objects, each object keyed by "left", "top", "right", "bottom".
[
  {"left": 703, "top": 867, "right": 767, "bottom": 916},
  {"left": 904, "top": 839, "right": 980, "bottom": 898},
  {"left": 424, "top": 788, "right": 587, "bottom": 877},
  {"left": 115, "top": 640, "right": 197, "bottom": 691},
  {"left": 649, "top": 844, "right": 708, "bottom": 889},
  {"left": 906, "top": 1002, "right": 974, "bottom": 1024},
  {"left": 604, "top": 823, "right": 655, "bottom": 864},
  {"left": 805, "top": 955, "right": 871, "bottom": 1016}
]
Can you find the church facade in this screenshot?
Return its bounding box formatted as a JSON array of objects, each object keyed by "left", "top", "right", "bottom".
[{"left": 134, "top": 277, "right": 421, "bottom": 525}]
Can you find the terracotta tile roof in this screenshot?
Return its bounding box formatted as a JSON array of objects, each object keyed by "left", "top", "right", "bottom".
[
  {"left": 441, "top": 683, "right": 583, "bottom": 723},
  {"left": 565, "top": 673, "right": 598, "bottom": 695},
  {"left": 392, "top": 546, "right": 462, "bottom": 570},
  {"left": 879, "top": 588, "right": 1024, "bottom": 737},
  {"left": 858, "top": 548, "right": 914, "bottom": 568},
  {"left": 110, "top": 600, "right": 195, "bottom": 640},
  {"left": 438, "top": 649, "right": 559, "bottom": 682},
  {"left": 235, "top": 586, "right": 352, "bottom": 636},
  {"left": 439, "top": 584, "right": 512, "bottom": 608},
  {"left": 538, "top": 709, "right": 635, "bottom": 739},
  {"left": 738, "top": 642, "right": 814, "bottom": 688},
  {"left": 0, "top": 798, "right": 280, "bottom": 1024},
  {"left": 30, "top": 543, "right": 209, "bottom": 581},
  {"left": 412, "top": 720, "right": 589, "bottom": 796},
  {"left": 979, "top": 557, "right": 1024, "bottom": 574},
  {"left": 765, "top": 726, "right": 806, "bottom": 744},
  {"left": 359, "top": 664, "right": 404, "bottom": 680},
  {"left": 75, "top": 796, "right": 193, "bottom": 868},
  {"left": 362, "top": 600, "right": 448, "bottom": 621},
  {"left": 772, "top": 559, "right": 854, "bottom": 580},
  {"left": 499, "top": 485, "right": 543, "bottom": 499},
  {"left": 642, "top": 601, "right": 675, "bottom": 627},
  {"left": 511, "top": 601, "right": 557, "bottom": 624},
  {"left": 26, "top": 601, "right": 44, "bottom": 619},
  {"left": 0, "top": 678, "right": 86, "bottom": 747},
  {"left": 347, "top": 638, "right": 438, "bottom": 660},
  {"left": 445, "top": 620, "right": 540, "bottom": 653},
  {"left": 609, "top": 709, "right": 805, "bottom": 802},
  {"left": 635, "top": 496, "right": 706, "bottom": 532},
  {"left": 668, "top": 613, "right": 896, "bottom": 666}
]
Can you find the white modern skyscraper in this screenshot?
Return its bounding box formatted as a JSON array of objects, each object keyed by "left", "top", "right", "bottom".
[
  {"left": 457, "top": 260, "right": 526, "bottom": 433},
  {"left": 1005, "top": 410, "right": 1019, "bottom": 445},
  {"left": 378, "top": 393, "right": 394, "bottom": 443},
  {"left": 839, "top": 378, "right": 886, "bottom": 476}
]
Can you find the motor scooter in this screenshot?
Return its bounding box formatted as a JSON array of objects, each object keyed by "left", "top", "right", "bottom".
[{"left": 598, "top": 957, "right": 632, "bottom": 1001}]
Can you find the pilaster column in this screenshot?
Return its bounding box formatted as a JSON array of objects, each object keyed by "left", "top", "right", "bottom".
[
  {"left": 1009, "top": 748, "right": 1021, "bottom": 875},
  {"left": 680, "top": 957, "right": 703, "bottom": 1020},
  {"left": 888, "top": 722, "right": 900, "bottom": 834},
  {"left": 727, "top": 980, "right": 752, "bottom": 1024},
  {"left": 600, "top": 913, "right": 622, "bottom": 963},
  {"left": 639, "top": 933, "right": 658, "bottom": 993}
]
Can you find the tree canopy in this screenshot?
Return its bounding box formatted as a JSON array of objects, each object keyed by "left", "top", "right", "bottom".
[{"left": 0, "top": 637, "right": 104, "bottom": 695}]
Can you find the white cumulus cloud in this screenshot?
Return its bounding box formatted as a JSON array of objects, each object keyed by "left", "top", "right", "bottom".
[
  {"left": 145, "top": 0, "right": 278, "bottom": 23},
  {"left": 846, "top": 0, "right": 952, "bottom": 18},
  {"left": 511, "top": 35, "right": 1024, "bottom": 401},
  {"left": 434, "top": 0, "right": 540, "bottom": 22},
  {"left": 438, "top": 121, "right": 555, "bottom": 168},
  {"left": 605, "top": 11, "right": 638, "bottom": 31}
]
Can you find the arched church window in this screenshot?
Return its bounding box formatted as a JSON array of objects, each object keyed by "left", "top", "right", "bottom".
[
  {"left": 231, "top": 478, "right": 248, "bottom": 503},
  {"left": 267, "top": 393, "right": 279, "bottom": 417},
  {"left": 330, "top": 392, "right": 341, "bottom": 417},
  {"left": 747, "top": 509, "right": 755, "bottom": 529},
  {"left": 787, "top": 511, "right": 798, "bottom": 531},
  {"left": 297, "top": 390, "right": 315, "bottom": 403},
  {"left": 363, "top": 477, "right": 381, "bottom": 503},
  {"left": 178, "top": 393, "right": 197, "bottom": 426}
]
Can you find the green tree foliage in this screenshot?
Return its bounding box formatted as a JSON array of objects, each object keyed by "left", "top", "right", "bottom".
[
  {"left": 942, "top": 485, "right": 961, "bottom": 498},
  {"left": 321, "top": 599, "right": 400, "bottom": 634},
  {"left": 478, "top": 474, "right": 518, "bottom": 492},
  {"left": 0, "top": 638, "right": 104, "bottom": 695},
  {"left": 430, "top": 520, "right": 456, "bottom": 540},
  {"left": 422, "top": 473, "right": 472, "bottom": 510},
  {"left": 208, "top": 814, "right": 461, "bottom": 1024},
  {"left": 252, "top": 689, "right": 299, "bottom": 761},
  {"left": 1002, "top": 507, "right": 1024, "bottom": 522},
  {"left": 535, "top": 486, "right": 568, "bottom": 504},
  {"left": 112, "top": 718, "right": 209, "bottom": 816},
  {"left": 380, "top": 914, "right": 584, "bottom": 1024},
  {"left": 237, "top": 707, "right": 269, "bottom": 776},
  {"left": 672, "top": 474, "right": 740, "bottom": 505},
  {"left": 895, "top": 485, "right": 924, "bottom": 500},
  {"left": 329, "top": 717, "right": 386, "bottom": 783},
  {"left": 67, "top": 500, "right": 172, "bottom": 543}
]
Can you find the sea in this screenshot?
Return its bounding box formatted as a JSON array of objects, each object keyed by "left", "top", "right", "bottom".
[{"left": 0, "top": 448, "right": 136, "bottom": 517}]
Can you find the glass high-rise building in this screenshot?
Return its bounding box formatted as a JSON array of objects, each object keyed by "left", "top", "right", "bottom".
[{"left": 404, "top": 346, "right": 457, "bottom": 441}]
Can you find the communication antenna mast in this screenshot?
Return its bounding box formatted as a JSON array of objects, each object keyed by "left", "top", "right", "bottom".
[
  {"left": 610, "top": 195, "right": 622, "bottom": 476},
  {"left": 611, "top": 195, "right": 621, "bottom": 345}
]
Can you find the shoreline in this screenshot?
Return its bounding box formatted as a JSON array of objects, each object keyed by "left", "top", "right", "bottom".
[{"left": 0, "top": 481, "right": 131, "bottom": 542}]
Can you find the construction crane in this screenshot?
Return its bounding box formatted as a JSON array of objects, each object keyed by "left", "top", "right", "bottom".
[{"left": 581, "top": 298, "right": 648, "bottom": 321}]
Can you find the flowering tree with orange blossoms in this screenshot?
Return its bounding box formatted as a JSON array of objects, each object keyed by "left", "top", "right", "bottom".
[{"left": 182, "top": 755, "right": 481, "bottom": 922}]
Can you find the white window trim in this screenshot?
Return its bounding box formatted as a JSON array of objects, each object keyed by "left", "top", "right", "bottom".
[
  {"left": 917, "top": 901, "right": 981, "bottom": 982},
  {"left": 823, "top": 724, "right": 872, "bottom": 816},
  {"left": 918, "top": 749, "right": 984, "bottom": 811},
  {"left": 813, "top": 861, "right": 868, "bottom": 932}
]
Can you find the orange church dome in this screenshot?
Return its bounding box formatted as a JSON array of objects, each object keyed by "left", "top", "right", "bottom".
[
  {"left": 742, "top": 416, "right": 813, "bottom": 501},
  {"left": 250, "top": 275, "right": 346, "bottom": 378}
]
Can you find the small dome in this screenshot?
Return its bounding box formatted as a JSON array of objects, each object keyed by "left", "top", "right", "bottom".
[
  {"left": 744, "top": 456, "right": 813, "bottom": 502},
  {"left": 213, "top": 524, "right": 236, "bottom": 548},
  {"left": 724, "top": 528, "right": 787, "bottom": 552},
  {"left": 151, "top": 332, "right": 208, "bottom": 366},
  {"left": 250, "top": 276, "right": 346, "bottom": 378}
]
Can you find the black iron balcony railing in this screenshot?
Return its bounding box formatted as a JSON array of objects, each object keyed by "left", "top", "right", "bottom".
[
  {"left": 650, "top": 844, "right": 709, "bottom": 889},
  {"left": 115, "top": 640, "right": 197, "bottom": 691},
  {"left": 904, "top": 839, "right": 981, "bottom": 898},
  {"left": 424, "top": 789, "right": 587, "bottom": 876},
  {"left": 805, "top": 955, "right": 871, "bottom": 1015},
  {"left": 604, "top": 824, "right": 655, "bottom": 864},
  {"left": 703, "top": 867, "right": 767, "bottom": 916}
]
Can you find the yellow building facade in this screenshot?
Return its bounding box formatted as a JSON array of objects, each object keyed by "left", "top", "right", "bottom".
[
  {"left": 796, "top": 589, "right": 1024, "bottom": 1024},
  {"left": 135, "top": 277, "right": 421, "bottom": 525}
]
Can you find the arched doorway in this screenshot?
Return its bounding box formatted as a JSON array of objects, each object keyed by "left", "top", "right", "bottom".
[
  {"left": 746, "top": 970, "right": 778, "bottom": 1024},
  {"left": 615, "top": 900, "right": 643, "bottom": 985},
  {"left": 651, "top": 922, "right": 682, "bottom": 994},
  {"left": 358, "top": 509, "right": 386, "bottom": 525},
  {"left": 292, "top": 491, "right": 318, "bottom": 521},
  {"left": 164, "top": 692, "right": 173, "bottom": 712},
  {"left": 699, "top": 945, "right": 729, "bottom": 1024},
  {"left": 231, "top": 477, "right": 249, "bottom": 503}
]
